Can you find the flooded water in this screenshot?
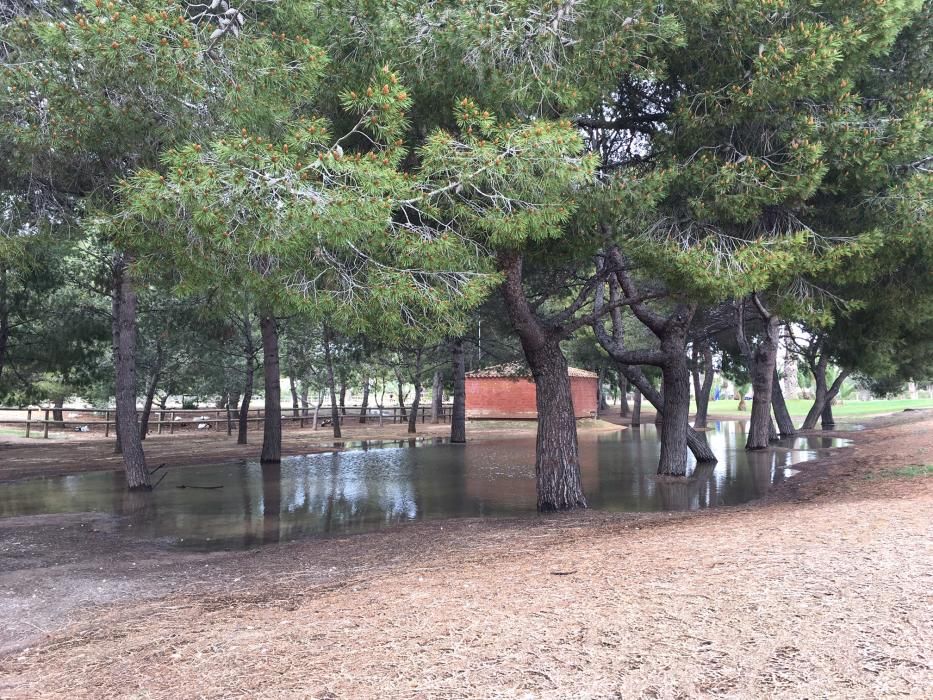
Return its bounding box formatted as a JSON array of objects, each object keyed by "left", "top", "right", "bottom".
[{"left": 0, "top": 422, "right": 847, "bottom": 550}]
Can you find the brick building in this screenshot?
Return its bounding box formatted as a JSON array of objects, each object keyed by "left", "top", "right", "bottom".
[{"left": 465, "top": 363, "right": 598, "bottom": 419}]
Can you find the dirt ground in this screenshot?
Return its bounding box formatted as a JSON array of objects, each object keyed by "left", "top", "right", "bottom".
[{"left": 0, "top": 412, "right": 931, "bottom": 698}]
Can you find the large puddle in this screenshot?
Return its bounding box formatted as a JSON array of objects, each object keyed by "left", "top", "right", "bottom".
[{"left": 0, "top": 422, "right": 847, "bottom": 550}]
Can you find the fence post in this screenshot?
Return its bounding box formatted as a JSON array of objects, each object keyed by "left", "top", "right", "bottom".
[
  {"left": 25, "top": 408, "right": 32, "bottom": 438},
  {"left": 43, "top": 408, "right": 49, "bottom": 439}
]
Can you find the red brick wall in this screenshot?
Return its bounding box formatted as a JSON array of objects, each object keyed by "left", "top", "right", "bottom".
[{"left": 466, "top": 376, "right": 597, "bottom": 419}]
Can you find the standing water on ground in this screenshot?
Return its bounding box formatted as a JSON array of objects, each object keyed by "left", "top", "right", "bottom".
[{"left": 0, "top": 422, "right": 847, "bottom": 550}]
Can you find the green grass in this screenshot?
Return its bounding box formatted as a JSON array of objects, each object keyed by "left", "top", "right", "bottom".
[
  {"left": 701, "top": 398, "right": 933, "bottom": 418},
  {"left": 866, "top": 464, "right": 933, "bottom": 480}
]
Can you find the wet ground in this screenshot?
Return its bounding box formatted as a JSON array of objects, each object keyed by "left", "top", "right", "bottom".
[{"left": 0, "top": 423, "right": 847, "bottom": 550}]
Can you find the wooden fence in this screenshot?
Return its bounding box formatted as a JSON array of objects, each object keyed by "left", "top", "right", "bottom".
[{"left": 0, "top": 404, "right": 454, "bottom": 439}]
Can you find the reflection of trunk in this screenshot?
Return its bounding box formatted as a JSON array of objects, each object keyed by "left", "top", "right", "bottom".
[
  {"left": 261, "top": 461, "right": 281, "bottom": 545},
  {"left": 632, "top": 390, "right": 641, "bottom": 426},
  {"left": 450, "top": 337, "right": 466, "bottom": 443},
  {"left": 430, "top": 370, "right": 443, "bottom": 423},
  {"left": 691, "top": 343, "right": 714, "bottom": 430},
  {"left": 238, "top": 316, "right": 255, "bottom": 445},
  {"left": 323, "top": 326, "right": 341, "bottom": 438},
  {"left": 500, "top": 252, "right": 585, "bottom": 511},
  {"left": 112, "top": 254, "right": 149, "bottom": 490},
  {"left": 770, "top": 369, "right": 796, "bottom": 437},
  {"left": 359, "top": 377, "right": 369, "bottom": 423},
  {"left": 407, "top": 349, "right": 424, "bottom": 434},
  {"left": 259, "top": 316, "right": 282, "bottom": 464}
]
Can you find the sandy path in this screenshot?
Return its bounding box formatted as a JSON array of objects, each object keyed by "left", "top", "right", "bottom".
[{"left": 1, "top": 414, "right": 931, "bottom": 699}]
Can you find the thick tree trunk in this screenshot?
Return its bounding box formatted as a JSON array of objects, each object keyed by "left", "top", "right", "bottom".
[
  {"left": 500, "top": 252, "right": 585, "bottom": 511},
  {"left": 739, "top": 306, "right": 780, "bottom": 450},
  {"left": 770, "top": 369, "right": 796, "bottom": 437},
  {"left": 299, "top": 384, "right": 309, "bottom": 416},
  {"left": 359, "top": 377, "right": 370, "bottom": 423},
  {"left": 632, "top": 390, "right": 641, "bottom": 426},
  {"left": 259, "top": 316, "right": 282, "bottom": 464},
  {"left": 430, "top": 370, "right": 443, "bottom": 424},
  {"left": 323, "top": 327, "right": 341, "bottom": 438},
  {"left": 658, "top": 356, "right": 691, "bottom": 476},
  {"left": 450, "top": 337, "right": 466, "bottom": 443},
  {"left": 692, "top": 344, "right": 714, "bottom": 430},
  {"left": 112, "top": 255, "right": 149, "bottom": 490}
]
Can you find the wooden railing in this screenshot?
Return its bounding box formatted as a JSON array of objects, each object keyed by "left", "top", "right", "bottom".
[{"left": 0, "top": 404, "right": 453, "bottom": 439}]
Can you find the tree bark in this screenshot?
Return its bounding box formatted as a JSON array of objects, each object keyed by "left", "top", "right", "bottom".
[
  {"left": 736, "top": 298, "right": 779, "bottom": 450},
  {"left": 691, "top": 343, "right": 714, "bottom": 430},
  {"left": 770, "top": 369, "right": 796, "bottom": 437},
  {"left": 112, "top": 255, "right": 149, "bottom": 490},
  {"left": 500, "top": 252, "right": 585, "bottom": 511},
  {"left": 619, "top": 377, "right": 630, "bottom": 417},
  {"left": 238, "top": 320, "right": 255, "bottom": 445},
  {"left": 450, "top": 337, "right": 467, "bottom": 443},
  {"left": 658, "top": 355, "right": 691, "bottom": 476},
  {"left": 0, "top": 268, "right": 8, "bottom": 382},
  {"left": 259, "top": 316, "right": 282, "bottom": 463},
  {"left": 323, "top": 326, "right": 341, "bottom": 438},
  {"left": 139, "top": 367, "right": 160, "bottom": 440},
  {"left": 821, "top": 401, "right": 835, "bottom": 429},
  {"left": 52, "top": 395, "right": 65, "bottom": 426},
  {"left": 407, "top": 349, "right": 424, "bottom": 434},
  {"left": 288, "top": 373, "right": 300, "bottom": 418},
  {"left": 615, "top": 363, "right": 717, "bottom": 463},
  {"left": 338, "top": 380, "right": 347, "bottom": 416},
  {"left": 632, "top": 390, "right": 641, "bottom": 426},
  {"left": 430, "top": 370, "right": 443, "bottom": 423},
  {"left": 359, "top": 376, "right": 370, "bottom": 423}
]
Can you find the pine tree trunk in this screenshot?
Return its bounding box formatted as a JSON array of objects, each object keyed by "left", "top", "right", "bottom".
[
  {"left": 52, "top": 395, "right": 65, "bottom": 426},
  {"left": 499, "top": 251, "right": 585, "bottom": 511},
  {"left": 359, "top": 377, "right": 370, "bottom": 423},
  {"left": 430, "top": 370, "right": 443, "bottom": 423},
  {"left": 821, "top": 401, "right": 835, "bottom": 429},
  {"left": 616, "top": 363, "right": 717, "bottom": 463},
  {"left": 770, "top": 368, "right": 796, "bottom": 437},
  {"left": 0, "top": 268, "right": 8, "bottom": 382},
  {"left": 619, "top": 377, "right": 630, "bottom": 417},
  {"left": 300, "top": 384, "right": 309, "bottom": 416},
  {"left": 450, "top": 337, "right": 466, "bottom": 443},
  {"left": 288, "top": 373, "right": 299, "bottom": 418},
  {"left": 112, "top": 255, "right": 149, "bottom": 490},
  {"left": 339, "top": 381, "right": 347, "bottom": 416},
  {"left": 259, "top": 316, "right": 282, "bottom": 463},
  {"left": 139, "top": 368, "right": 160, "bottom": 440},
  {"left": 407, "top": 349, "right": 424, "bottom": 434},
  {"left": 692, "top": 344, "right": 714, "bottom": 430},
  {"left": 802, "top": 356, "right": 829, "bottom": 430},
  {"left": 238, "top": 316, "right": 255, "bottom": 445},
  {"left": 323, "top": 327, "right": 341, "bottom": 438},
  {"left": 746, "top": 320, "right": 779, "bottom": 450},
  {"left": 632, "top": 390, "right": 641, "bottom": 426},
  {"left": 658, "top": 357, "right": 691, "bottom": 476}
]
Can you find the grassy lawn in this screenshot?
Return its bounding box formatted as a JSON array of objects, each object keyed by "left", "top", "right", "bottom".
[{"left": 703, "top": 398, "right": 933, "bottom": 418}]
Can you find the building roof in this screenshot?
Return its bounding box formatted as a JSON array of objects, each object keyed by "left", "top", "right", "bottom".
[{"left": 465, "top": 362, "right": 598, "bottom": 379}]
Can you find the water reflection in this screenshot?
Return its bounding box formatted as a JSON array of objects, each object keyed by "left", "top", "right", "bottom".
[{"left": 0, "top": 424, "right": 848, "bottom": 549}]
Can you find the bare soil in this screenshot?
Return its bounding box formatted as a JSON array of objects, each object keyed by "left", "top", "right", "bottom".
[{"left": 0, "top": 412, "right": 931, "bottom": 699}]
